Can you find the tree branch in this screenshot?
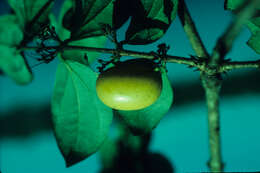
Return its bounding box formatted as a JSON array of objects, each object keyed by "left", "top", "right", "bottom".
[
  {"left": 210, "top": 0, "right": 260, "bottom": 68},
  {"left": 22, "top": 44, "right": 260, "bottom": 74},
  {"left": 178, "top": 0, "right": 209, "bottom": 58},
  {"left": 204, "top": 0, "right": 259, "bottom": 171},
  {"left": 22, "top": 45, "right": 204, "bottom": 68},
  {"left": 222, "top": 60, "right": 260, "bottom": 72},
  {"left": 178, "top": 0, "right": 223, "bottom": 171}
]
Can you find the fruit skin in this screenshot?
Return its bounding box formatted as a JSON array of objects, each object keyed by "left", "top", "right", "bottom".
[{"left": 96, "top": 58, "right": 162, "bottom": 111}]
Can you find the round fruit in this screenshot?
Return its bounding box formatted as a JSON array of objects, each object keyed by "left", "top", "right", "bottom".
[{"left": 96, "top": 58, "right": 162, "bottom": 111}]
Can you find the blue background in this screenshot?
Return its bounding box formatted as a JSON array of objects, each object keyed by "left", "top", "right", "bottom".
[{"left": 1, "top": 0, "right": 260, "bottom": 172}]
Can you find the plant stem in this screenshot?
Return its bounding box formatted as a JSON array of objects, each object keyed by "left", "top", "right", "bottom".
[
  {"left": 178, "top": 0, "right": 209, "bottom": 58},
  {"left": 22, "top": 44, "right": 260, "bottom": 74},
  {"left": 205, "top": 0, "right": 259, "bottom": 171},
  {"left": 222, "top": 60, "right": 260, "bottom": 72},
  {"left": 22, "top": 45, "right": 202, "bottom": 67},
  {"left": 178, "top": 0, "right": 223, "bottom": 171},
  {"left": 210, "top": 0, "right": 260, "bottom": 68}
]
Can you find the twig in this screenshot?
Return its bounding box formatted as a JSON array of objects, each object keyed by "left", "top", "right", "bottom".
[
  {"left": 205, "top": 0, "right": 259, "bottom": 172},
  {"left": 222, "top": 60, "right": 260, "bottom": 72},
  {"left": 178, "top": 0, "right": 223, "bottom": 172},
  {"left": 22, "top": 45, "right": 203, "bottom": 68},
  {"left": 210, "top": 0, "right": 260, "bottom": 68},
  {"left": 178, "top": 0, "right": 209, "bottom": 58},
  {"left": 21, "top": 45, "right": 260, "bottom": 74}
]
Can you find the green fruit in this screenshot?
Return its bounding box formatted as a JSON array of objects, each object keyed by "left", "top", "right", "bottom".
[{"left": 96, "top": 58, "right": 162, "bottom": 110}]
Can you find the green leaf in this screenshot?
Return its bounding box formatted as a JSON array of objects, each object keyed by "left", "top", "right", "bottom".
[
  {"left": 225, "top": 0, "right": 246, "bottom": 10},
  {"left": 225, "top": 0, "right": 260, "bottom": 54},
  {"left": 51, "top": 59, "right": 113, "bottom": 167},
  {"left": 124, "top": 0, "right": 178, "bottom": 45},
  {"left": 116, "top": 71, "right": 173, "bottom": 135},
  {"left": 247, "top": 17, "right": 260, "bottom": 54},
  {"left": 62, "top": 36, "right": 108, "bottom": 65},
  {"left": 247, "top": 31, "right": 260, "bottom": 54},
  {"left": 59, "top": 0, "right": 108, "bottom": 65},
  {"left": 99, "top": 138, "right": 118, "bottom": 170},
  {"left": 62, "top": 0, "right": 114, "bottom": 39},
  {"left": 0, "top": 15, "right": 23, "bottom": 46},
  {"left": 7, "top": 0, "right": 54, "bottom": 32},
  {"left": 247, "top": 17, "right": 260, "bottom": 35},
  {"left": 0, "top": 46, "right": 33, "bottom": 84},
  {"left": 0, "top": 15, "right": 32, "bottom": 84},
  {"left": 224, "top": 0, "right": 260, "bottom": 10}
]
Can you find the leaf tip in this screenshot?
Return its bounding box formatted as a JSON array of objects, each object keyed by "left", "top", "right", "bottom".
[{"left": 64, "top": 151, "right": 87, "bottom": 168}]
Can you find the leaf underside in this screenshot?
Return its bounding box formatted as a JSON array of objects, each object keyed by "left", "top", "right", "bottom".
[
  {"left": 124, "top": 0, "right": 179, "bottom": 45},
  {"left": 51, "top": 59, "right": 113, "bottom": 167}
]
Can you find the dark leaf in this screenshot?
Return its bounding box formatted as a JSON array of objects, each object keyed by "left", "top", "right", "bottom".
[
  {"left": 59, "top": 0, "right": 108, "bottom": 65},
  {"left": 7, "top": 0, "right": 54, "bottom": 33},
  {"left": 62, "top": 0, "right": 114, "bottom": 40},
  {"left": 112, "top": 0, "right": 132, "bottom": 29},
  {"left": 124, "top": 0, "right": 178, "bottom": 45}
]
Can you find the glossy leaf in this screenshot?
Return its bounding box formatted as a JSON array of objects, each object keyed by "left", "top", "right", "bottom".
[
  {"left": 62, "top": 0, "right": 114, "bottom": 39},
  {"left": 7, "top": 0, "right": 54, "bottom": 32},
  {"left": 116, "top": 71, "right": 173, "bottom": 135},
  {"left": 124, "top": 0, "right": 178, "bottom": 45},
  {"left": 51, "top": 59, "right": 113, "bottom": 167},
  {"left": 59, "top": 0, "right": 107, "bottom": 65},
  {"left": 0, "top": 15, "right": 32, "bottom": 84}
]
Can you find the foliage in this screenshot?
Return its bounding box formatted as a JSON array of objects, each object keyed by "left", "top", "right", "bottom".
[
  {"left": 247, "top": 17, "right": 260, "bottom": 54},
  {"left": 225, "top": 0, "right": 260, "bottom": 54},
  {"left": 1, "top": 0, "right": 259, "bottom": 170},
  {"left": 51, "top": 58, "right": 113, "bottom": 167},
  {"left": 0, "top": 15, "right": 32, "bottom": 84},
  {"left": 7, "top": 0, "right": 54, "bottom": 34},
  {"left": 58, "top": 0, "right": 108, "bottom": 65}
]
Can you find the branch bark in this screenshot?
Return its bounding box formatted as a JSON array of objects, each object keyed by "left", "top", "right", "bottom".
[{"left": 178, "top": 0, "right": 223, "bottom": 171}]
